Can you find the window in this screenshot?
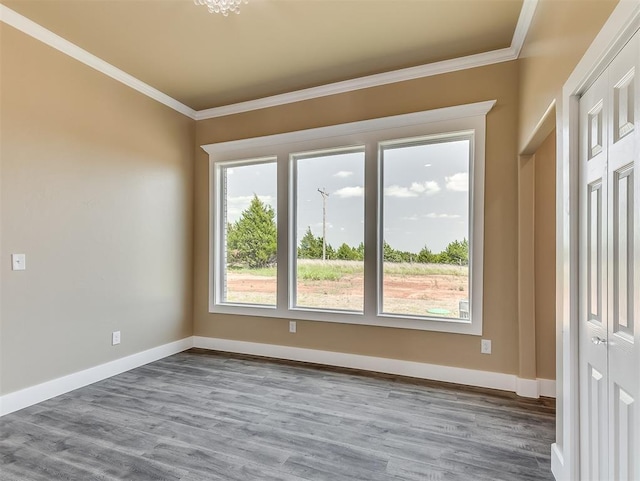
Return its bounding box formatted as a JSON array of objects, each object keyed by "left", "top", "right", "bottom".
[
  {"left": 293, "top": 148, "right": 365, "bottom": 312},
  {"left": 381, "top": 136, "right": 471, "bottom": 320},
  {"left": 204, "top": 101, "right": 493, "bottom": 334},
  {"left": 215, "top": 158, "right": 277, "bottom": 306}
]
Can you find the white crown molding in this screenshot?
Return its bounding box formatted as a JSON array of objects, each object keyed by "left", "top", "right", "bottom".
[
  {"left": 0, "top": 337, "right": 194, "bottom": 417},
  {"left": 196, "top": 49, "right": 515, "bottom": 120},
  {"left": 0, "top": 4, "right": 197, "bottom": 120},
  {"left": 0, "top": 0, "right": 538, "bottom": 122},
  {"left": 511, "top": 0, "right": 539, "bottom": 58},
  {"left": 195, "top": 0, "right": 538, "bottom": 120},
  {"left": 193, "top": 337, "right": 555, "bottom": 399}
]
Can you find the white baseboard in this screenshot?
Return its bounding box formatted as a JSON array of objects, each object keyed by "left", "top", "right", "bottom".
[
  {"left": 0, "top": 337, "right": 194, "bottom": 417},
  {"left": 551, "top": 443, "right": 564, "bottom": 480},
  {"left": 0, "top": 336, "right": 556, "bottom": 418},
  {"left": 193, "top": 337, "right": 556, "bottom": 399},
  {"left": 538, "top": 378, "right": 557, "bottom": 398}
]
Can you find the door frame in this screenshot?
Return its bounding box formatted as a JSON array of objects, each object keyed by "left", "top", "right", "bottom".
[{"left": 556, "top": 2, "right": 640, "bottom": 479}]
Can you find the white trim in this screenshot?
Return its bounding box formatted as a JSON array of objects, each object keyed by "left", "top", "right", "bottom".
[
  {"left": 195, "top": 50, "right": 515, "bottom": 120},
  {"left": 0, "top": 5, "right": 197, "bottom": 120},
  {"left": 193, "top": 337, "right": 555, "bottom": 399},
  {"left": 558, "top": 1, "right": 640, "bottom": 479},
  {"left": 0, "top": 1, "right": 536, "bottom": 121},
  {"left": 511, "top": 0, "right": 539, "bottom": 58},
  {"left": 538, "top": 378, "right": 557, "bottom": 398},
  {"left": 195, "top": 0, "right": 538, "bottom": 120},
  {"left": 516, "top": 378, "right": 540, "bottom": 398},
  {"left": 551, "top": 442, "right": 566, "bottom": 481},
  {"left": 0, "top": 337, "right": 194, "bottom": 417},
  {"left": 203, "top": 102, "right": 493, "bottom": 335},
  {"left": 201, "top": 101, "right": 495, "bottom": 156}
]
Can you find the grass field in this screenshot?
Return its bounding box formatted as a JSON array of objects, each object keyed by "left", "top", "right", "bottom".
[{"left": 225, "top": 259, "right": 469, "bottom": 318}]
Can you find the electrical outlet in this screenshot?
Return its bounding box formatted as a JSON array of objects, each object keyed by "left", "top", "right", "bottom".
[
  {"left": 481, "top": 339, "right": 492, "bottom": 354},
  {"left": 289, "top": 321, "right": 296, "bottom": 333},
  {"left": 112, "top": 331, "right": 121, "bottom": 346}
]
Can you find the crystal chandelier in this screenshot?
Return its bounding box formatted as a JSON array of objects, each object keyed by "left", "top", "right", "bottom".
[{"left": 194, "top": 0, "right": 247, "bottom": 16}]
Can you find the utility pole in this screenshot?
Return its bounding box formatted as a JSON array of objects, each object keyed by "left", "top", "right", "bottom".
[{"left": 318, "top": 188, "right": 329, "bottom": 261}]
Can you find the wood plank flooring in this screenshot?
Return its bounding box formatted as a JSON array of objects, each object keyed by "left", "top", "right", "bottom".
[{"left": 0, "top": 348, "right": 555, "bottom": 481}]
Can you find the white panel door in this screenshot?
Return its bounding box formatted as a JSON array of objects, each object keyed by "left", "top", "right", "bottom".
[
  {"left": 580, "top": 67, "right": 610, "bottom": 481},
  {"left": 579, "top": 32, "right": 640, "bottom": 481}
]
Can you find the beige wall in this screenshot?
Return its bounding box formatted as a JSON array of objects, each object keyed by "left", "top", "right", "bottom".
[
  {"left": 534, "top": 131, "right": 557, "bottom": 380},
  {"left": 194, "top": 61, "right": 522, "bottom": 375},
  {"left": 0, "top": 24, "right": 195, "bottom": 395},
  {"left": 518, "top": 0, "right": 617, "bottom": 150}
]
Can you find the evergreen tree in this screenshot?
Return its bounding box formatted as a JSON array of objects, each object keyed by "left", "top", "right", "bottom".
[
  {"left": 383, "top": 241, "right": 402, "bottom": 263},
  {"left": 298, "top": 227, "right": 323, "bottom": 259},
  {"left": 442, "top": 238, "right": 469, "bottom": 265},
  {"left": 417, "top": 245, "right": 437, "bottom": 263},
  {"left": 336, "top": 242, "right": 358, "bottom": 260},
  {"left": 226, "top": 195, "right": 277, "bottom": 268}
]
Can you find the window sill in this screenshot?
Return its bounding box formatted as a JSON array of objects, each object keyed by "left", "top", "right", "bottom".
[{"left": 209, "top": 303, "right": 481, "bottom": 335}]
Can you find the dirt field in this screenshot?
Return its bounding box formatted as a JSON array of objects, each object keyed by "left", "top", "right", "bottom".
[{"left": 225, "top": 261, "right": 469, "bottom": 318}]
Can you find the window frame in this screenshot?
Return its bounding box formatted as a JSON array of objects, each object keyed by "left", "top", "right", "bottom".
[{"left": 203, "top": 100, "right": 495, "bottom": 334}]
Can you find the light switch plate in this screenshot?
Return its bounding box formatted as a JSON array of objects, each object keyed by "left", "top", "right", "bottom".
[{"left": 11, "top": 254, "right": 26, "bottom": 271}]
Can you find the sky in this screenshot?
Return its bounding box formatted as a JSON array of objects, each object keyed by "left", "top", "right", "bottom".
[{"left": 224, "top": 139, "right": 470, "bottom": 253}]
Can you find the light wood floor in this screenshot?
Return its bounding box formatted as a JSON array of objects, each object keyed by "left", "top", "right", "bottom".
[{"left": 0, "top": 349, "right": 555, "bottom": 480}]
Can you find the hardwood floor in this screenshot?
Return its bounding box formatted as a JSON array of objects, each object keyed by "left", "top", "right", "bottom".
[{"left": 0, "top": 349, "right": 555, "bottom": 481}]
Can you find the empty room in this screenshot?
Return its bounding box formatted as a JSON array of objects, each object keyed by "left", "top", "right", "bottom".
[{"left": 1, "top": 0, "right": 638, "bottom": 480}]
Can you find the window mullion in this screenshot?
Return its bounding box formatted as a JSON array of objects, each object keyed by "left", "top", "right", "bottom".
[
  {"left": 363, "top": 141, "right": 379, "bottom": 319},
  {"left": 277, "top": 152, "right": 290, "bottom": 313}
]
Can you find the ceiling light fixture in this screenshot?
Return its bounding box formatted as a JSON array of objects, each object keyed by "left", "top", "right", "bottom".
[{"left": 194, "top": 0, "right": 247, "bottom": 16}]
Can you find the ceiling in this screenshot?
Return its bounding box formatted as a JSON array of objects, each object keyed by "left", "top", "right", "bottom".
[{"left": 2, "top": 0, "right": 525, "bottom": 111}]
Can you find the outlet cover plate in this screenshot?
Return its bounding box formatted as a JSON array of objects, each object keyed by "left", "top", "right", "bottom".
[
  {"left": 112, "top": 331, "right": 121, "bottom": 346},
  {"left": 481, "top": 339, "right": 491, "bottom": 354},
  {"left": 289, "top": 321, "right": 296, "bottom": 333}
]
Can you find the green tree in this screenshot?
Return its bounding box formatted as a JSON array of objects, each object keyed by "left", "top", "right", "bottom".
[
  {"left": 383, "top": 241, "right": 402, "bottom": 263},
  {"left": 417, "top": 245, "right": 437, "bottom": 263},
  {"left": 226, "top": 195, "right": 277, "bottom": 268},
  {"left": 298, "top": 227, "right": 323, "bottom": 259},
  {"left": 336, "top": 242, "right": 358, "bottom": 260},
  {"left": 442, "top": 238, "right": 469, "bottom": 265}
]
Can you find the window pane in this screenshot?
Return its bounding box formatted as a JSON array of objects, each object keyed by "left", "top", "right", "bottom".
[
  {"left": 381, "top": 139, "right": 470, "bottom": 319},
  {"left": 294, "top": 149, "right": 365, "bottom": 311},
  {"left": 221, "top": 161, "right": 277, "bottom": 305}
]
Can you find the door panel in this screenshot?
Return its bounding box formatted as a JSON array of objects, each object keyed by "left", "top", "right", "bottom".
[
  {"left": 606, "top": 33, "right": 639, "bottom": 481},
  {"left": 580, "top": 68, "right": 609, "bottom": 481},
  {"left": 580, "top": 31, "right": 640, "bottom": 481}
]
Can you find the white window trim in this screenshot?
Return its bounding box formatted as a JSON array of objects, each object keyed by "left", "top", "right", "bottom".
[{"left": 202, "top": 100, "right": 495, "bottom": 335}]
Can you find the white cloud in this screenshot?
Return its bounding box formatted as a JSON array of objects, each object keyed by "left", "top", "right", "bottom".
[
  {"left": 445, "top": 172, "right": 469, "bottom": 192},
  {"left": 424, "top": 163, "right": 432, "bottom": 167},
  {"left": 385, "top": 181, "right": 440, "bottom": 197},
  {"left": 424, "top": 213, "right": 461, "bottom": 219},
  {"left": 410, "top": 181, "right": 440, "bottom": 195},
  {"left": 334, "top": 171, "right": 353, "bottom": 178},
  {"left": 384, "top": 185, "right": 418, "bottom": 198},
  {"left": 401, "top": 215, "right": 419, "bottom": 221},
  {"left": 334, "top": 186, "right": 364, "bottom": 198}
]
